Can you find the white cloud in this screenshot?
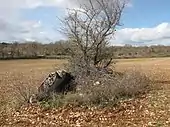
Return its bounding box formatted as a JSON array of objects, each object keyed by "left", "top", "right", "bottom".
[
  {"left": 0, "top": 19, "right": 64, "bottom": 42},
  {"left": 0, "top": 0, "right": 65, "bottom": 42},
  {"left": 0, "top": 0, "right": 75, "bottom": 42},
  {"left": 0, "top": 0, "right": 78, "bottom": 10},
  {"left": 113, "top": 23, "right": 170, "bottom": 46}
]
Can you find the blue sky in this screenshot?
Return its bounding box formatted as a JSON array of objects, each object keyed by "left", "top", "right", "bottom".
[
  {"left": 121, "top": 0, "right": 170, "bottom": 28},
  {"left": 0, "top": 0, "right": 170, "bottom": 46}
]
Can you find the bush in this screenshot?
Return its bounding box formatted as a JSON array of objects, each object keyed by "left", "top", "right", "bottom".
[
  {"left": 40, "top": 69, "right": 150, "bottom": 108},
  {"left": 118, "top": 70, "right": 150, "bottom": 97},
  {"left": 76, "top": 70, "right": 150, "bottom": 107},
  {"left": 40, "top": 92, "right": 84, "bottom": 109},
  {"left": 0, "top": 83, "right": 37, "bottom": 116}
]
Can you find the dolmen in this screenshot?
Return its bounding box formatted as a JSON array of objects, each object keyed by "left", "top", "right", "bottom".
[{"left": 29, "top": 70, "right": 75, "bottom": 103}]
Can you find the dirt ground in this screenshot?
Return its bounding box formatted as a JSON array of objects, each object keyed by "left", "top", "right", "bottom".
[
  {"left": 0, "top": 59, "right": 66, "bottom": 98},
  {"left": 1, "top": 58, "right": 170, "bottom": 126}
]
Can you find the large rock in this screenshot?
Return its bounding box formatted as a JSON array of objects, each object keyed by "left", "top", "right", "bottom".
[{"left": 30, "top": 70, "right": 75, "bottom": 102}]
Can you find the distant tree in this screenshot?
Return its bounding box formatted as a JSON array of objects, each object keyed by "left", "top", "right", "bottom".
[
  {"left": 10, "top": 42, "right": 19, "bottom": 58},
  {"left": 29, "top": 42, "right": 39, "bottom": 57},
  {"left": 0, "top": 42, "right": 8, "bottom": 58},
  {"left": 124, "top": 44, "right": 132, "bottom": 47}
]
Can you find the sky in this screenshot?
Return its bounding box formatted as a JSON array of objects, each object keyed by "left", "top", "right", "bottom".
[{"left": 0, "top": 0, "right": 170, "bottom": 46}]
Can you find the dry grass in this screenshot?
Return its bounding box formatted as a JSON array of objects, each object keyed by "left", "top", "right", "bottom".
[
  {"left": 39, "top": 69, "right": 150, "bottom": 109},
  {"left": 1, "top": 58, "right": 170, "bottom": 126},
  {"left": 0, "top": 59, "right": 66, "bottom": 114}
]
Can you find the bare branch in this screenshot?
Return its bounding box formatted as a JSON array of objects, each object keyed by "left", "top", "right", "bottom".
[{"left": 59, "top": 0, "right": 127, "bottom": 74}]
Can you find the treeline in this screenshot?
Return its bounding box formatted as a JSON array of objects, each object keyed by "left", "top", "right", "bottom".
[
  {"left": 0, "top": 41, "right": 70, "bottom": 60},
  {"left": 0, "top": 41, "right": 170, "bottom": 59},
  {"left": 111, "top": 44, "right": 170, "bottom": 58}
]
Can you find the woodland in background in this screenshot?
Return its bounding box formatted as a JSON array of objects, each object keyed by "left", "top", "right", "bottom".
[{"left": 0, "top": 41, "right": 170, "bottom": 59}]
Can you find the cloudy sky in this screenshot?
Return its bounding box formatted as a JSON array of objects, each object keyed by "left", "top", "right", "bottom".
[{"left": 0, "top": 0, "right": 170, "bottom": 46}]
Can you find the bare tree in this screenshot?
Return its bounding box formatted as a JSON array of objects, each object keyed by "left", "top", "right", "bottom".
[
  {"left": 10, "top": 42, "right": 18, "bottom": 58},
  {"left": 60, "top": 0, "right": 127, "bottom": 74},
  {"left": 0, "top": 42, "right": 8, "bottom": 59}
]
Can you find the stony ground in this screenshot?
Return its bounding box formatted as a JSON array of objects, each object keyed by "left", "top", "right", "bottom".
[{"left": 1, "top": 58, "right": 170, "bottom": 127}]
